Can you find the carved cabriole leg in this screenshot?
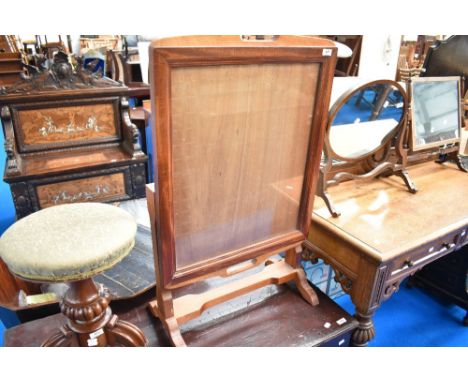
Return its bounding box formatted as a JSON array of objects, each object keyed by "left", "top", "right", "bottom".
[
  {"left": 455, "top": 154, "right": 468, "bottom": 172},
  {"left": 42, "top": 325, "right": 78, "bottom": 347},
  {"left": 395, "top": 169, "right": 417, "bottom": 194},
  {"left": 43, "top": 278, "right": 147, "bottom": 347},
  {"left": 320, "top": 189, "right": 341, "bottom": 218},
  {"left": 105, "top": 315, "right": 148, "bottom": 346},
  {"left": 316, "top": 169, "right": 340, "bottom": 217}
]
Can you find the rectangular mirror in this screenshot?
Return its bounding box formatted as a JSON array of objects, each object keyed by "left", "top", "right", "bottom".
[{"left": 411, "top": 76, "right": 461, "bottom": 151}]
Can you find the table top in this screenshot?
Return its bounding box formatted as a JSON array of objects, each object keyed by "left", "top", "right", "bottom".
[{"left": 312, "top": 162, "right": 468, "bottom": 261}]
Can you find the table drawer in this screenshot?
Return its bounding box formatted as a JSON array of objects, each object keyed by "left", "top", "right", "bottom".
[{"left": 389, "top": 226, "right": 468, "bottom": 280}]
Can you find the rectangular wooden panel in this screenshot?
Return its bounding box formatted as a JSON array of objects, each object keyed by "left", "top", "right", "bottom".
[
  {"left": 171, "top": 63, "right": 319, "bottom": 269},
  {"left": 17, "top": 103, "right": 118, "bottom": 149},
  {"left": 36, "top": 172, "right": 126, "bottom": 208}
]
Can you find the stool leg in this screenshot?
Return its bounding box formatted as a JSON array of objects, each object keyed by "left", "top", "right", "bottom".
[{"left": 42, "top": 278, "right": 147, "bottom": 347}]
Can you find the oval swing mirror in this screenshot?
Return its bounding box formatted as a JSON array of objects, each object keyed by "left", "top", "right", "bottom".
[
  {"left": 317, "top": 79, "right": 417, "bottom": 218},
  {"left": 328, "top": 80, "right": 406, "bottom": 160}
]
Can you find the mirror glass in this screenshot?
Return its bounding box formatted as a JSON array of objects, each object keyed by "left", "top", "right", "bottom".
[
  {"left": 411, "top": 77, "right": 460, "bottom": 151},
  {"left": 329, "top": 82, "right": 405, "bottom": 159}
]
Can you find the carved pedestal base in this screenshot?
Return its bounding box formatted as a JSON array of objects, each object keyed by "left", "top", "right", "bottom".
[
  {"left": 42, "top": 278, "right": 147, "bottom": 347},
  {"left": 352, "top": 312, "right": 375, "bottom": 347}
]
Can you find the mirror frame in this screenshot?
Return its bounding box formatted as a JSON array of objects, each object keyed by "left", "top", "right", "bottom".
[
  {"left": 326, "top": 79, "right": 407, "bottom": 161},
  {"left": 317, "top": 79, "right": 416, "bottom": 218},
  {"left": 410, "top": 76, "right": 462, "bottom": 152}
]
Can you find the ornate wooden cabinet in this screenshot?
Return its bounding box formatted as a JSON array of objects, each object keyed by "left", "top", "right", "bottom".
[{"left": 0, "top": 53, "right": 148, "bottom": 219}]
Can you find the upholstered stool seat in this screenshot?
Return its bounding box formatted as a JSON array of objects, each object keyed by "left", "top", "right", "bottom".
[
  {"left": 0, "top": 203, "right": 148, "bottom": 347},
  {"left": 0, "top": 203, "right": 137, "bottom": 282}
]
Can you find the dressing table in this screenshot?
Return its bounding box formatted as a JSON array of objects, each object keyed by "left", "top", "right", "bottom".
[{"left": 304, "top": 161, "right": 468, "bottom": 346}]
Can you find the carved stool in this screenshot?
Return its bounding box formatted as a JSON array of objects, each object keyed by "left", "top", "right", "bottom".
[{"left": 0, "top": 203, "right": 148, "bottom": 347}]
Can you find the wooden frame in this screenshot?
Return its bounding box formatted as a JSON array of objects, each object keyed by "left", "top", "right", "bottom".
[
  {"left": 317, "top": 79, "right": 416, "bottom": 218},
  {"left": 147, "top": 35, "right": 337, "bottom": 346},
  {"left": 326, "top": 80, "right": 407, "bottom": 161},
  {"left": 401, "top": 36, "right": 468, "bottom": 170},
  {"left": 409, "top": 76, "right": 462, "bottom": 152}
]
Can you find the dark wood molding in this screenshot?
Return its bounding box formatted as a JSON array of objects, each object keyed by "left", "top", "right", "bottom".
[
  {"left": 1, "top": 105, "right": 21, "bottom": 175},
  {"left": 0, "top": 52, "right": 122, "bottom": 96}
]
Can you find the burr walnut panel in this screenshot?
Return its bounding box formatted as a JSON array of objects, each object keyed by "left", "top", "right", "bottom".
[
  {"left": 36, "top": 172, "right": 126, "bottom": 208},
  {"left": 17, "top": 103, "right": 118, "bottom": 150},
  {"left": 171, "top": 63, "right": 319, "bottom": 269}
]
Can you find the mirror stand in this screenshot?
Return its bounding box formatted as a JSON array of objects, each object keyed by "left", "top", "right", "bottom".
[
  {"left": 317, "top": 128, "right": 417, "bottom": 218},
  {"left": 317, "top": 79, "right": 417, "bottom": 218},
  {"left": 402, "top": 71, "right": 468, "bottom": 173}
]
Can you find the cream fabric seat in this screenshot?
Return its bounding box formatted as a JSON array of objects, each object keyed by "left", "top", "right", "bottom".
[{"left": 0, "top": 203, "right": 137, "bottom": 282}]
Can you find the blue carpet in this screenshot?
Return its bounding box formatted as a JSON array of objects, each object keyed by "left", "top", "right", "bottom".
[
  {"left": 0, "top": 320, "right": 4, "bottom": 347},
  {"left": 334, "top": 88, "right": 403, "bottom": 125},
  {"left": 0, "top": 120, "right": 18, "bottom": 337},
  {"left": 0, "top": 120, "right": 16, "bottom": 236},
  {"left": 335, "top": 280, "right": 468, "bottom": 346}
]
